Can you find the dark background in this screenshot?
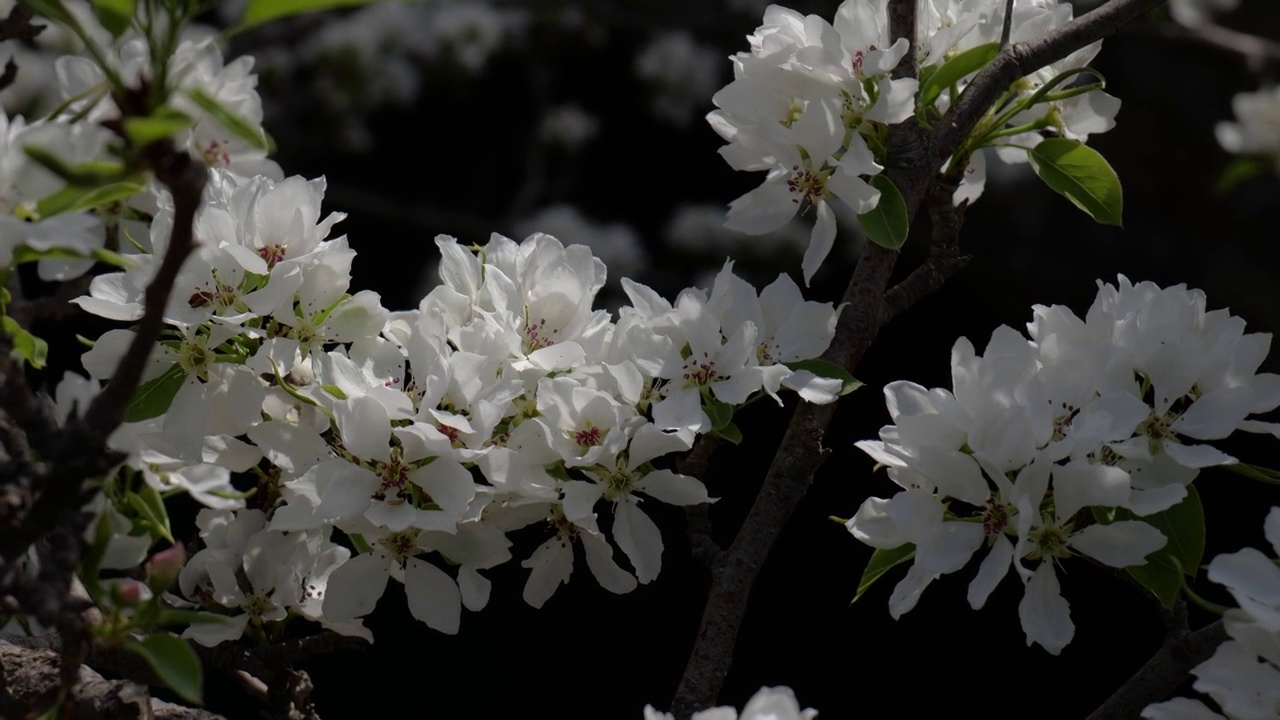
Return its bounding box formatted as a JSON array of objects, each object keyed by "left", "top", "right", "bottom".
[{"left": 35, "top": 0, "right": 1280, "bottom": 717}]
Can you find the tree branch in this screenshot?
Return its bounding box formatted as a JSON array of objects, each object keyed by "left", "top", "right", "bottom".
[
  {"left": 1087, "top": 599, "right": 1226, "bottom": 720},
  {"left": 0, "top": 639, "right": 225, "bottom": 719},
  {"left": 679, "top": 436, "right": 723, "bottom": 569},
  {"left": 669, "top": 0, "right": 1165, "bottom": 715},
  {"left": 1144, "top": 20, "right": 1280, "bottom": 73}
]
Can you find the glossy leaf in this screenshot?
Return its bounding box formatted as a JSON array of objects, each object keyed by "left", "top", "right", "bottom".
[
  {"left": 236, "top": 0, "right": 385, "bottom": 32},
  {"left": 784, "top": 358, "right": 863, "bottom": 397},
  {"left": 920, "top": 43, "right": 999, "bottom": 108},
  {"left": 1028, "top": 138, "right": 1123, "bottom": 227},
  {"left": 853, "top": 543, "right": 915, "bottom": 603},
  {"left": 124, "top": 365, "right": 187, "bottom": 423},
  {"left": 2, "top": 316, "right": 48, "bottom": 369},
  {"left": 1115, "top": 487, "right": 1205, "bottom": 608},
  {"left": 857, "top": 175, "right": 909, "bottom": 249},
  {"left": 125, "top": 634, "right": 203, "bottom": 705}
]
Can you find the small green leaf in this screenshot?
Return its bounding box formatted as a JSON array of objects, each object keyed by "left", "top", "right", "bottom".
[
  {"left": 185, "top": 89, "right": 273, "bottom": 153},
  {"left": 235, "top": 0, "right": 384, "bottom": 33},
  {"left": 1224, "top": 462, "right": 1280, "bottom": 486},
  {"left": 704, "top": 398, "right": 734, "bottom": 431},
  {"left": 17, "top": 0, "right": 74, "bottom": 24},
  {"left": 320, "top": 384, "right": 347, "bottom": 400},
  {"left": 711, "top": 421, "right": 743, "bottom": 445},
  {"left": 2, "top": 316, "right": 48, "bottom": 369},
  {"left": 1114, "top": 487, "right": 1205, "bottom": 608},
  {"left": 125, "top": 484, "right": 173, "bottom": 543},
  {"left": 156, "top": 609, "right": 240, "bottom": 628},
  {"left": 857, "top": 175, "right": 909, "bottom": 249},
  {"left": 11, "top": 245, "right": 88, "bottom": 264},
  {"left": 124, "top": 365, "right": 187, "bottom": 423},
  {"left": 1027, "top": 138, "right": 1123, "bottom": 227},
  {"left": 89, "top": 0, "right": 135, "bottom": 36},
  {"left": 920, "top": 43, "right": 1000, "bottom": 108},
  {"left": 853, "top": 543, "right": 915, "bottom": 603},
  {"left": 125, "top": 634, "right": 203, "bottom": 705},
  {"left": 1217, "top": 157, "right": 1271, "bottom": 196},
  {"left": 24, "top": 145, "right": 129, "bottom": 186},
  {"left": 36, "top": 180, "right": 145, "bottom": 218},
  {"left": 784, "top": 358, "right": 863, "bottom": 397},
  {"left": 123, "top": 108, "right": 195, "bottom": 148}
]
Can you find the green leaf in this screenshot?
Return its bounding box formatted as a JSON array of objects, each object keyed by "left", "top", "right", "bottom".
[
  {"left": 36, "top": 180, "right": 145, "bottom": 218},
  {"left": 125, "top": 484, "right": 173, "bottom": 543},
  {"left": 123, "top": 108, "right": 195, "bottom": 148},
  {"left": 17, "top": 0, "right": 74, "bottom": 24},
  {"left": 1114, "top": 487, "right": 1205, "bottom": 608},
  {"left": 124, "top": 365, "right": 187, "bottom": 423},
  {"left": 2, "top": 316, "right": 48, "bottom": 369},
  {"left": 125, "top": 634, "right": 203, "bottom": 705},
  {"left": 1223, "top": 462, "right": 1280, "bottom": 486},
  {"left": 704, "top": 398, "right": 734, "bottom": 431},
  {"left": 89, "top": 0, "right": 135, "bottom": 36},
  {"left": 80, "top": 513, "right": 114, "bottom": 603},
  {"left": 1027, "top": 138, "right": 1123, "bottom": 227},
  {"left": 185, "top": 89, "right": 273, "bottom": 153},
  {"left": 857, "top": 175, "right": 909, "bottom": 249},
  {"left": 234, "top": 0, "right": 384, "bottom": 33},
  {"left": 156, "top": 609, "right": 240, "bottom": 628},
  {"left": 1217, "top": 157, "right": 1271, "bottom": 196},
  {"left": 24, "top": 145, "right": 129, "bottom": 186},
  {"left": 853, "top": 543, "right": 915, "bottom": 603},
  {"left": 919, "top": 43, "right": 1000, "bottom": 108},
  {"left": 784, "top": 358, "right": 863, "bottom": 397},
  {"left": 320, "top": 384, "right": 348, "bottom": 400},
  {"left": 711, "top": 421, "right": 743, "bottom": 445}
]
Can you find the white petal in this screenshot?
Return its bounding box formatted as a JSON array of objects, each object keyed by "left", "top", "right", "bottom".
[
  {"left": 636, "top": 470, "right": 714, "bottom": 506},
  {"left": 520, "top": 536, "right": 572, "bottom": 609},
  {"left": 457, "top": 566, "right": 492, "bottom": 612},
  {"left": 613, "top": 501, "right": 663, "bottom": 584},
  {"left": 1162, "top": 440, "right": 1237, "bottom": 468},
  {"left": 1019, "top": 563, "right": 1074, "bottom": 655},
  {"left": 411, "top": 459, "right": 476, "bottom": 518},
  {"left": 968, "top": 536, "right": 1014, "bottom": 610},
  {"left": 801, "top": 200, "right": 838, "bottom": 286},
  {"left": 1140, "top": 697, "right": 1227, "bottom": 720},
  {"left": 581, "top": 531, "right": 638, "bottom": 595},
  {"left": 405, "top": 557, "right": 461, "bottom": 634},
  {"left": 335, "top": 396, "right": 391, "bottom": 463},
  {"left": 322, "top": 553, "right": 389, "bottom": 620},
  {"left": 1070, "top": 521, "right": 1167, "bottom": 568},
  {"left": 888, "top": 564, "right": 937, "bottom": 619}
]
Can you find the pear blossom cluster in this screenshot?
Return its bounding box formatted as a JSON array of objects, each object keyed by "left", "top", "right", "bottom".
[
  {"left": 71, "top": 187, "right": 842, "bottom": 641},
  {"left": 645, "top": 686, "right": 817, "bottom": 720},
  {"left": 0, "top": 9, "right": 851, "bottom": 648},
  {"left": 1143, "top": 507, "right": 1280, "bottom": 720},
  {"left": 709, "top": 0, "right": 915, "bottom": 284},
  {"left": 848, "top": 276, "right": 1280, "bottom": 654},
  {"left": 1216, "top": 86, "right": 1280, "bottom": 176},
  {"left": 710, "top": 0, "right": 1121, "bottom": 282}
]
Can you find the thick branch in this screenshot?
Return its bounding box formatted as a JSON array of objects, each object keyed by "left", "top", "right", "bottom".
[
  {"left": 1087, "top": 616, "right": 1226, "bottom": 720},
  {"left": 669, "top": 0, "right": 1165, "bottom": 715},
  {"left": 0, "top": 639, "right": 224, "bottom": 719}
]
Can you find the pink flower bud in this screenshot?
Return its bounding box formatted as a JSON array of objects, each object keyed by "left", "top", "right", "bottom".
[{"left": 146, "top": 545, "right": 186, "bottom": 591}]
